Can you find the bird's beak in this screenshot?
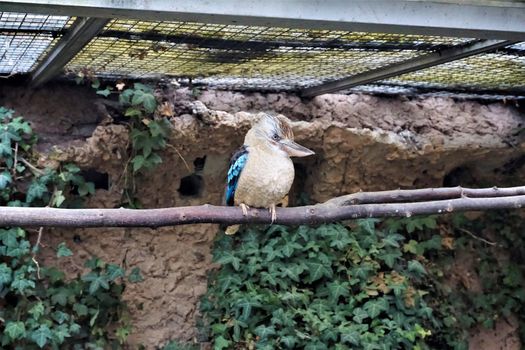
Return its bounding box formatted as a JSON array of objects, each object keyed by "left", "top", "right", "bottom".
[{"left": 280, "top": 139, "right": 315, "bottom": 157}]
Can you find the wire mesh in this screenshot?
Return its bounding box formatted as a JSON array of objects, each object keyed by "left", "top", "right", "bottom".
[
  {"left": 66, "top": 19, "right": 470, "bottom": 90},
  {"left": 384, "top": 43, "right": 525, "bottom": 92},
  {"left": 0, "top": 14, "right": 523, "bottom": 96},
  {"left": 0, "top": 12, "right": 71, "bottom": 75}
]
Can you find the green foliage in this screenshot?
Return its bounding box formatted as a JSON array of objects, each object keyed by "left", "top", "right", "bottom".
[
  {"left": 201, "top": 221, "right": 436, "bottom": 349},
  {"left": 93, "top": 81, "right": 172, "bottom": 207},
  {"left": 0, "top": 108, "right": 143, "bottom": 349},
  {"left": 202, "top": 213, "right": 525, "bottom": 349},
  {"left": 118, "top": 82, "right": 171, "bottom": 175},
  {"left": 0, "top": 237, "right": 137, "bottom": 349}
]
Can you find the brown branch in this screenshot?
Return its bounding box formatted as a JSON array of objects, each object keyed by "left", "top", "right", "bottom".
[
  {"left": 0, "top": 186, "right": 523, "bottom": 228},
  {"left": 326, "top": 186, "right": 525, "bottom": 205}
]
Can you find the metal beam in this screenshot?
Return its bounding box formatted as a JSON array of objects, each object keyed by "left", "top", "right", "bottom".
[
  {"left": 30, "top": 17, "right": 109, "bottom": 87},
  {"left": 301, "top": 39, "right": 517, "bottom": 97},
  {"left": 0, "top": 1, "right": 524, "bottom": 40}
]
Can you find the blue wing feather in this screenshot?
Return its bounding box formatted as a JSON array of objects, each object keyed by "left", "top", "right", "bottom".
[{"left": 226, "top": 146, "right": 248, "bottom": 206}]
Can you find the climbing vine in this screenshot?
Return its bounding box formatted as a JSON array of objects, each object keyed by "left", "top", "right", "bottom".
[
  {"left": 0, "top": 107, "right": 143, "bottom": 348},
  {"left": 86, "top": 77, "right": 172, "bottom": 207},
  {"left": 201, "top": 212, "right": 525, "bottom": 349}
]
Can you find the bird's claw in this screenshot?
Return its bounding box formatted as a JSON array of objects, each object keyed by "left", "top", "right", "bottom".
[
  {"left": 240, "top": 203, "right": 249, "bottom": 216},
  {"left": 269, "top": 204, "right": 277, "bottom": 224}
]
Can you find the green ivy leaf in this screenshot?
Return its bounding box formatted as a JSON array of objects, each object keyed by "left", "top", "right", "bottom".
[
  {"left": 53, "top": 323, "right": 71, "bottom": 343},
  {"left": 26, "top": 180, "right": 47, "bottom": 203},
  {"left": 52, "top": 190, "right": 66, "bottom": 207},
  {"left": 352, "top": 307, "right": 369, "bottom": 323},
  {"left": 119, "top": 89, "right": 134, "bottom": 105},
  {"left": 131, "top": 89, "right": 145, "bottom": 106},
  {"left": 81, "top": 272, "right": 110, "bottom": 294},
  {"left": 69, "top": 322, "right": 81, "bottom": 334},
  {"left": 142, "top": 93, "right": 157, "bottom": 114},
  {"left": 214, "top": 251, "right": 241, "bottom": 271},
  {"left": 106, "top": 264, "right": 125, "bottom": 281},
  {"left": 305, "top": 261, "right": 333, "bottom": 283},
  {"left": 131, "top": 155, "right": 146, "bottom": 172},
  {"left": 148, "top": 119, "right": 170, "bottom": 138},
  {"left": 0, "top": 263, "right": 12, "bottom": 287},
  {"left": 30, "top": 324, "right": 52, "bottom": 348},
  {"left": 125, "top": 107, "right": 143, "bottom": 117},
  {"left": 0, "top": 171, "right": 12, "bottom": 189},
  {"left": 280, "top": 335, "right": 297, "bottom": 348},
  {"left": 327, "top": 280, "right": 350, "bottom": 302},
  {"left": 51, "top": 287, "right": 71, "bottom": 306},
  {"left": 11, "top": 271, "right": 36, "bottom": 294},
  {"left": 133, "top": 82, "right": 152, "bottom": 92},
  {"left": 77, "top": 181, "right": 95, "bottom": 196},
  {"left": 0, "top": 139, "right": 12, "bottom": 157},
  {"left": 28, "top": 302, "right": 45, "bottom": 320},
  {"left": 52, "top": 310, "right": 70, "bottom": 324},
  {"left": 5, "top": 321, "right": 26, "bottom": 340},
  {"left": 217, "top": 273, "right": 242, "bottom": 293},
  {"left": 96, "top": 88, "right": 111, "bottom": 97},
  {"left": 91, "top": 79, "right": 100, "bottom": 89},
  {"left": 382, "top": 233, "right": 405, "bottom": 248},
  {"left": 279, "top": 263, "right": 305, "bottom": 282},
  {"left": 379, "top": 250, "right": 402, "bottom": 268},
  {"left": 358, "top": 218, "right": 381, "bottom": 234},
  {"left": 340, "top": 329, "right": 360, "bottom": 346},
  {"left": 56, "top": 242, "right": 73, "bottom": 257},
  {"left": 408, "top": 260, "right": 427, "bottom": 277},
  {"left": 73, "top": 303, "right": 89, "bottom": 316},
  {"left": 128, "top": 267, "right": 144, "bottom": 283},
  {"left": 254, "top": 325, "right": 276, "bottom": 339},
  {"left": 214, "top": 335, "right": 230, "bottom": 350},
  {"left": 363, "top": 298, "right": 389, "bottom": 318},
  {"left": 0, "top": 228, "right": 19, "bottom": 247}
]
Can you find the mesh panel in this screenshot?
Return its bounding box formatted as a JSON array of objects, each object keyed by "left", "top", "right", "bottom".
[
  {"left": 385, "top": 45, "right": 525, "bottom": 92},
  {"left": 66, "top": 19, "right": 471, "bottom": 91},
  {"left": 0, "top": 12, "right": 71, "bottom": 75},
  {"left": 0, "top": 14, "right": 522, "bottom": 96}
]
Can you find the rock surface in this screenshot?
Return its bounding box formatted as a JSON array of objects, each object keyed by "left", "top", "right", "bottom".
[{"left": 0, "top": 83, "right": 523, "bottom": 348}]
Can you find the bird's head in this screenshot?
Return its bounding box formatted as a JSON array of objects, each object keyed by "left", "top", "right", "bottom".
[{"left": 245, "top": 113, "right": 315, "bottom": 157}]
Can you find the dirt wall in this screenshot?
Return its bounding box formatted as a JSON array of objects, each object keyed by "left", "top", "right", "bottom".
[{"left": 0, "top": 83, "right": 523, "bottom": 348}]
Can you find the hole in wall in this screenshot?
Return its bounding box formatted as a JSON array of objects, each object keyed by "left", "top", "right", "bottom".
[
  {"left": 78, "top": 169, "right": 110, "bottom": 190},
  {"left": 443, "top": 167, "right": 475, "bottom": 187},
  {"left": 178, "top": 156, "right": 206, "bottom": 197}
]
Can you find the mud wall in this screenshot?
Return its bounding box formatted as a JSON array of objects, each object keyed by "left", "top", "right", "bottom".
[{"left": 0, "top": 83, "right": 523, "bottom": 348}]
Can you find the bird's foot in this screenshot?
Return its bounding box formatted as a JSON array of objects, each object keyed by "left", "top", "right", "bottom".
[
  {"left": 240, "top": 203, "right": 250, "bottom": 216},
  {"left": 280, "top": 195, "right": 289, "bottom": 208},
  {"left": 269, "top": 204, "right": 277, "bottom": 224}
]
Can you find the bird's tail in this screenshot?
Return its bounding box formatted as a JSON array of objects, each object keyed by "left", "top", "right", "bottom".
[{"left": 225, "top": 225, "right": 240, "bottom": 235}]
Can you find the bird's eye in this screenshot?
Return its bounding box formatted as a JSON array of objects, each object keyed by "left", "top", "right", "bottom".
[{"left": 272, "top": 133, "right": 281, "bottom": 141}]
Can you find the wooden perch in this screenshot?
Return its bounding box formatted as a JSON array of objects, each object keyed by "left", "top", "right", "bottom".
[{"left": 0, "top": 186, "right": 523, "bottom": 228}]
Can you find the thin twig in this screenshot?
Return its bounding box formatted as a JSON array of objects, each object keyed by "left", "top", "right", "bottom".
[
  {"left": 31, "top": 187, "right": 57, "bottom": 279},
  {"left": 11, "top": 142, "right": 18, "bottom": 178},
  {"left": 326, "top": 186, "right": 525, "bottom": 206},
  {"left": 32, "top": 227, "right": 44, "bottom": 279},
  {"left": 0, "top": 72, "right": 18, "bottom": 79},
  {"left": 166, "top": 143, "right": 192, "bottom": 173},
  {"left": 457, "top": 228, "right": 497, "bottom": 246},
  {"left": 18, "top": 156, "right": 45, "bottom": 176}
]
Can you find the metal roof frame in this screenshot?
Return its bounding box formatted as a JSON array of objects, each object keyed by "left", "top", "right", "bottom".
[
  {"left": 0, "top": 1, "right": 523, "bottom": 95},
  {"left": 302, "top": 39, "right": 516, "bottom": 97},
  {"left": 0, "top": 0, "right": 524, "bottom": 40},
  {"left": 30, "top": 17, "right": 109, "bottom": 86}
]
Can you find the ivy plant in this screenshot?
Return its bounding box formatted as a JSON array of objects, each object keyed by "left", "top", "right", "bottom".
[
  {"left": 201, "top": 212, "right": 525, "bottom": 349},
  {"left": 201, "top": 219, "right": 436, "bottom": 350},
  {"left": 118, "top": 83, "right": 171, "bottom": 174},
  {"left": 0, "top": 107, "right": 143, "bottom": 348}
]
